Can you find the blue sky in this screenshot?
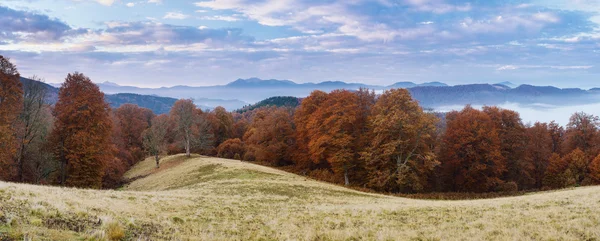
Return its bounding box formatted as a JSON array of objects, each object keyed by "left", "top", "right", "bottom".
[{"left": 1, "top": 0, "right": 599, "bottom": 88}]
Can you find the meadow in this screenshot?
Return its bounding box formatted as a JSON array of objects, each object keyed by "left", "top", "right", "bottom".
[{"left": 1, "top": 154, "right": 599, "bottom": 240}]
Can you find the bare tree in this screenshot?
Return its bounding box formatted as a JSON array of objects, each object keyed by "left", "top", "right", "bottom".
[
  {"left": 15, "top": 76, "right": 48, "bottom": 182},
  {"left": 143, "top": 114, "right": 170, "bottom": 168}
]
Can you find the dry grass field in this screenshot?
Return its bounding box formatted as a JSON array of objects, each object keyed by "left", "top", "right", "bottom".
[{"left": 1, "top": 154, "right": 600, "bottom": 240}]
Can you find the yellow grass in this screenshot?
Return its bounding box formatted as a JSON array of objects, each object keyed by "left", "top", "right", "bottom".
[{"left": 1, "top": 154, "right": 600, "bottom": 240}]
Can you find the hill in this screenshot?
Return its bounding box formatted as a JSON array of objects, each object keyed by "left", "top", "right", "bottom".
[
  {"left": 1, "top": 154, "right": 599, "bottom": 240},
  {"left": 235, "top": 96, "right": 300, "bottom": 113}
]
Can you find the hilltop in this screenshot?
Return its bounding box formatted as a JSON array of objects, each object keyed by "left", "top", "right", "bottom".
[{"left": 1, "top": 154, "right": 599, "bottom": 240}]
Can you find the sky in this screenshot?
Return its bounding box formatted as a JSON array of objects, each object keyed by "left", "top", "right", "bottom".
[{"left": 1, "top": 0, "right": 600, "bottom": 88}]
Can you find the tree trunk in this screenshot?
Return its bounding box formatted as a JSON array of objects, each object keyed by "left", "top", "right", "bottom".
[
  {"left": 155, "top": 154, "right": 160, "bottom": 168},
  {"left": 186, "top": 137, "right": 190, "bottom": 157},
  {"left": 344, "top": 168, "right": 350, "bottom": 186},
  {"left": 16, "top": 142, "right": 25, "bottom": 182}
]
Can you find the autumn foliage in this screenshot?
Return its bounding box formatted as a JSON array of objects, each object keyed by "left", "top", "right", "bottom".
[
  {"left": 3, "top": 54, "right": 600, "bottom": 193},
  {"left": 50, "top": 73, "right": 114, "bottom": 188}
]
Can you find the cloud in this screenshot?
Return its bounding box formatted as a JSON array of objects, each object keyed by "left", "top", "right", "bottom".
[
  {"left": 126, "top": 2, "right": 135, "bottom": 7},
  {"left": 201, "top": 15, "right": 242, "bottom": 22},
  {"left": 497, "top": 65, "right": 593, "bottom": 71},
  {"left": 0, "top": 6, "right": 81, "bottom": 42},
  {"left": 164, "top": 12, "right": 189, "bottom": 19},
  {"left": 96, "top": 0, "right": 116, "bottom": 6}
]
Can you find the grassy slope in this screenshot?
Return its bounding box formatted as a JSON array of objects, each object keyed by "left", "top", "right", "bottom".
[{"left": 1, "top": 155, "right": 600, "bottom": 240}]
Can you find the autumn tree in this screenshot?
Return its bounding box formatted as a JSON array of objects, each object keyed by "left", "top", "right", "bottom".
[
  {"left": 210, "top": 106, "right": 234, "bottom": 147},
  {"left": 217, "top": 138, "right": 245, "bottom": 160},
  {"left": 525, "top": 122, "right": 553, "bottom": 189},
  {"left": 587, "top": 154, "right": 600, "bottom": 184},
  {"left": 170, "top": 99, "right": 213, "bottom": 157},
  {"left": 293, "top": 90, "right": 328, "bottom": 171},
  {"left": 306, "top": 90, "right": 363, "bottom": 185},
  {"left": 50, "top": 72, "right": 113, "bottom": 188},
  {"left": 113, "top": 104, "right": 154, "bottom": 165},
  {"left": 543, "top": 153, "right": 568, "bottom": 189},
  {"left": 243, "top": 107, "right": 294, "bottom": 166},
  {"left": 0, "top": 56, "right": 23, "bottom": 180},
  {"left": 483, "top": 106, "right": 531, "bottom": 189},
  {"left": 362, "top": 88, "right": 438, "bottom": 193},
  {"left": 440, "top": 106, "right": 505, "bottom": 193},
  {"left": 564, "top": 112, "right": 600, "bottom": 157},
  {"left": 143, "top": 114, "right": 170, "bottom": 168},
  {"left": 563, "top": 148, "right": 589, "bottom": 185}
]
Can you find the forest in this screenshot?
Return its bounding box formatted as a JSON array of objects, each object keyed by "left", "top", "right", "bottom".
[{"left": 2, "top": 55, "right": 600, "bottom": 193}]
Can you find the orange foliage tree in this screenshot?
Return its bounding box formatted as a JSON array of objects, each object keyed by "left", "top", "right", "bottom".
[
  {"left": 293, "top": 90, "right": 328, "bottom": 171},
  {"left": 587, "top": 154, "right": 600, "bottom": 184},
  {"left": 362, "top": 88, "right": 438, "bottom": 193},
  {"left": 440, "top": 106, "right": 505, "bottom": 192},
  {"left": 217, "top": 138, "right": 245, "bottom": 160},
  {"left": 525, "top": 122, "right": 553, "bottom": 189},
  {"left": 483, "top": 106, "right": 530, "bottom": 189},
  {"left": 305, "top": 90, "right": 363, "bottom": 185},
  {"left": 0, "top": 56, "right": 23, "bottom": 180},
  {"left": 243, "top": 107, "right": 295, "bottom": 166},
  {"left": 543, "top": 153, "right": 568, "bottom": 189},
  {"left": 210, "top": 106, "right": 234, "bottom": 147},
  {"left": 50, "top": 73, "right": 114, "bottom": 188}
]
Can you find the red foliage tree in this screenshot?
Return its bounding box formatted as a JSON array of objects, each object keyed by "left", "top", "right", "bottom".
[
  {"left": 440, "top": 106, "right": 505, "bottom": 192},
  {"left": 243, "top": 107, "right": 295, "bottom": 166},
  {"left": 50, "top": 73, "right": 114, "bottom": 188},
  {"left": 483, "top": 106, "right": 531, "bottom": 189},
  {"left": 525, "top": 122, "right": 553, "bottom": 189},
  {"left": 217, "top": 138, "right": 245, "bottom": 160},
  {"left": 113, "top": 104, "right": 154, "bottom": 165},
  {"left": 293, "top": 90, "right": 328, "bottom": 171},
  {"left": 0, "top": 56, "right": 23, "bottom": 180}
]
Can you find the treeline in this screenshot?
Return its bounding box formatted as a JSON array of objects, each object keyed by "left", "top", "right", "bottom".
[{"left": 2, "top": 55, "right": 600, "bottom": 193}]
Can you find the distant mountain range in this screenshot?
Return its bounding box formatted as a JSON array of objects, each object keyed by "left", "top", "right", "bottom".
[
  {"left": 21, "top": 77, "right": 179, "bottom": 114},
  {"left": 39, "top": 78, "right": 600, "bottom": 112}
]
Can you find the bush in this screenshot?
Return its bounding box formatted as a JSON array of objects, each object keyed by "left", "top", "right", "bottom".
[
  {"left": 106, "top": 222, "right": 125, "bottom": 241},
  {"left": 233, "top": 153, "right": 241, "bottom": 160}
]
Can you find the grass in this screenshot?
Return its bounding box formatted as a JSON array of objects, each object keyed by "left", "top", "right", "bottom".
[{"left": 1, "top": 154, "right": 599, "bottom": 240}]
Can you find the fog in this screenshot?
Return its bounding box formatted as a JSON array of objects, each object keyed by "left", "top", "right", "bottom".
[{"left": 435, "top": 102, "right": 600, "bottom": 126}]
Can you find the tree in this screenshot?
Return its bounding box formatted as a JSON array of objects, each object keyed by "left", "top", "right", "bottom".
[
  {"left": 306, "top": 90, "right": 362, "bottom": 185},
  {"left": 543, "top": 153, "right": 568, "bottom": 189},
  {"left": 14, "top": 76, "right": 49, "bottom": 182},
  {"left": 563, "top": 148, "right": 589, "bottom": 185},
  {"left": 211, "top": 106, "right": 234, "bottom": 147},
  {"left": 564, "top": 112, "right": 600, "bottom": 157},
  {"left": 243, "top": 107, "right": 295, "bottom": 166},
  {"left": 113, "top": 104, "right": 154, "bottom": 165},
  {"left": 293, "top": 90, "right": 328, "bottom": 171},
  {"left": 50, "top": 72, "right": 113, "bottom": 188},
  {"left": 587, "top": 154, "right": 600, "bottom": 184},
  {"left": 170, "top": 99, "right": 197, "bottom": 157},
  {"left": 440, "top": 106, "right": 505, "bottom": 193},
  {"left": 170, "top": 99, "right": 213, "bottom": 157},
  {"left": 217, "top": 138, "right": 245, "bottom": 160},
  {"left": 0, "top": 56, "right": 23, "bottom": 180},
  {"left": 525, "top": 122, "right": 553, "bottom": 189},
  {"left": 362, "top": 88, "right": 438, "bottom": 193},
  {"left": 548, "top": 121, "right": 565, "bottom": 154},
  {"left": 483, "top": 106, "right": 531, "bottom": 189},
  {"left": 143, "top": 114, "right": 170, "bottom": 168}
]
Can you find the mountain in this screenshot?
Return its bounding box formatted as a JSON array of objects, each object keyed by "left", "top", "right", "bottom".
[
  {"left": 495, "top": 81, "right": 517, "bottom": 88},
  {"left": 20, "top": 77, "right": 180, "bottom": 114},
  {"left": 226, "top": 78, "right": 296, "bottom": 88},
  {"left": 419, "top": 81, "right": 448, "bottom": 87}
]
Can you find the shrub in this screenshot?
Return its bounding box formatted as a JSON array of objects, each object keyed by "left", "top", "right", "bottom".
[{"left": 106, "top": 222, "right": 125, "bottom": 241}]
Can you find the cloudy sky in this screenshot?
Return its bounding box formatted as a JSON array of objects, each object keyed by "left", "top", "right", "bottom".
[{"left": 1, "top": 0, "right": 599, "bottom": 88}]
